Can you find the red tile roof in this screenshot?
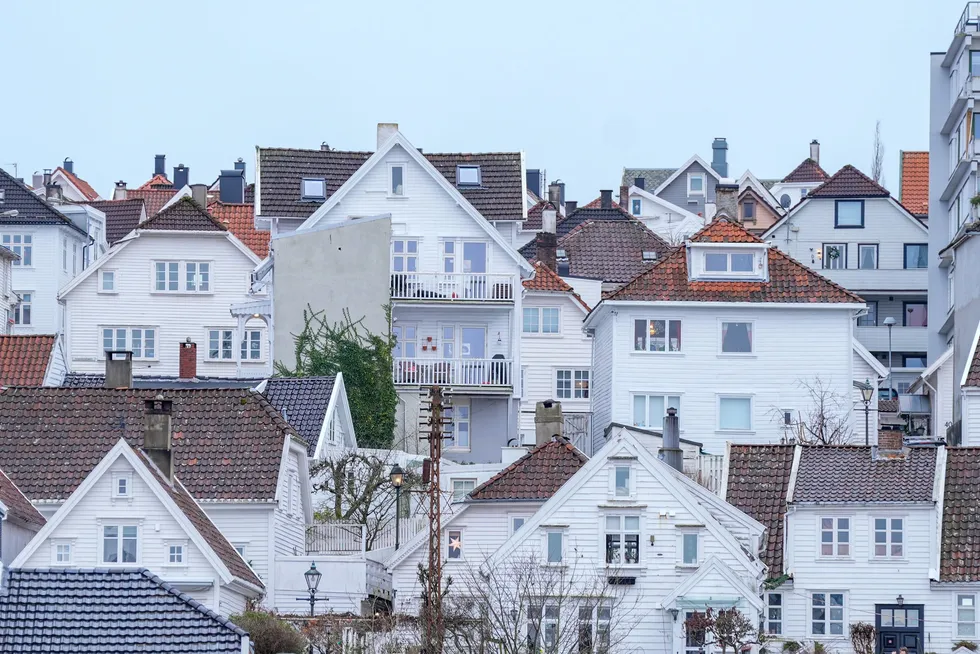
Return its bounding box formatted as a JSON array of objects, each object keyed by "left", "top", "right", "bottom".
[
  {"left": 606, "top": 219, "right": 863, "bottom": 304},
  {"left": 808, "top": 165, "right": 890, "bottom": 198},
  {"left": 53, "top": 166, "right": 100, "bottom": 201},
  {"left": 523, "top": 262, "right": 590, "bottom": 311},
  {"left": 138, "top": 174, "right": 174, "bottom": 190},
  {"left": 141, "top": 197, "right": 226, "bottom": 232},
  {"left": 0, "top": 335, "right": 56, "bottom": 386},
  {"left": 725, "top": 444, "right": 795, "bottom": 575},
  {"left": 208, "top": 202, "right": 268, "bottom": 257},
  {"left": 0, "top": 466, "right": 45, "bottom": 528},
  {"left": 942, "top": 448, "right": 980, "bottom": 581},
  {"left": 900, "top": 151, "right": 929, "bottom": 216},
  {"left": 781, "top": 158, "right": 829, "bottom": 184},
  {"left": 468, "top": 438, "right": 587, "bottom": 501},
  {"left": 128, "top": 188, "right": 177, "bottom": 217},
  {"left": 523, "top": 200, "right": 562, "bottom": 231}
]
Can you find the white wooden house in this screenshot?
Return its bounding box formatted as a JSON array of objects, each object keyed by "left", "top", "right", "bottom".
[
  {"left": 0, "top": 467, "right": 45, "bottom": 570},
  {"left": 585, "top": 218, "right": 869, "bottom": 454}
]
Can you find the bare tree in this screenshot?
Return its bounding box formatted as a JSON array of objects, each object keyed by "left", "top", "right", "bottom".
[
  {"left": 771, "top": 378, "right": 854, "bottom": 445},
  {"left": 850, "top": 622, "right": 876, "bottom": 654},
  {"left": 685, "top": 607, "right": 766, "bottom": 654},
  {"left": 871, "top": 120, "right": 885, "bottom": 185}
]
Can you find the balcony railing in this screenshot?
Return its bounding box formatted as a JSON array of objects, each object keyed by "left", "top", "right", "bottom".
[
  {"left": 956, "top": 2, "right": 980, "bottom": 36},
  {"left": 390, "top": 272, "right": 517, "bottom": 302},
  {"left": 393, "top": 356, "right": 513, "bottom": 388},
  {"left": 818, "top": 268, "right": 927, "bottom": 292},
  {"left": 855, "top": 325, "right": 927, "bottom": 353},
  {"left": 306, "top": 523, "right": 365, "bottom": 555}
]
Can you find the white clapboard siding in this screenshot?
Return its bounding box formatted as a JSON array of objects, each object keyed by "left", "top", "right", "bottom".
[{"left": 9, "top": 225, "right": 88, "bottom": 335}]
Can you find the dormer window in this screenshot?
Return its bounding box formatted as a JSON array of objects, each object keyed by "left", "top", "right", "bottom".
[
  {"left": 705, "top": 251, "right": 754, "bottom": 274},
  {"left": 456, "top": 165, "right": 481, "bottom": 187},
  {"left": 690, "top": 244, "right": 768, "bottom": 281},
  {"left": 301, "top": 178, "right": 326, "bottom": 200},
  {"left": 641, "top": 251, "right": 658, "bottom": 262},
  {"left": 556, "top": 249, "right": 567, "bottom": 259}
]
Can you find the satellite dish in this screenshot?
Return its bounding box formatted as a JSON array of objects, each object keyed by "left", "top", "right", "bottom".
[{"left": 780, "top": 194, "right": 791, "bottom": 209}]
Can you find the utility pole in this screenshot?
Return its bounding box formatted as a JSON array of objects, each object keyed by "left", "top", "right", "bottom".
[{"left": 419, "top": 385, "right": 453, "bottom": 654}]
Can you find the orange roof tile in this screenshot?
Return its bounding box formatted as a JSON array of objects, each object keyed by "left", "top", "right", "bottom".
[
  {"left": 0, "top": 335, "right": 56, "bottom": 386},
  {"left": 138, "top": 174, "right": 173, "bottom": 190},
  {"left": 208, "top": 202, "right": 269, "bottom": 258},
  {"left": 522, "top": 262, "right": 590, "bottom": 311},
  {"left": 53, "top": 167, "right": 100, "bottom": 201},
  {"left": 900, "top": 151, "right": 929, "bottom": 217},
  {"left": 468, "top": 438, "right": 588, "bottom": 501}
]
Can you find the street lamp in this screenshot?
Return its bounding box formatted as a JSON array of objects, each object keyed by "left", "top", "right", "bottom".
[
  {"left": 883, "top": 317, "right": 897, "bottom": 399},
  {"left": 299, "top": 562, "right": 326, "bottom": 654},
  {"left": 390, "top": 464, "right": 405, "bottom": 551},
  {"left": 861, "top": 379, "right": 875, "bottom": 446}
]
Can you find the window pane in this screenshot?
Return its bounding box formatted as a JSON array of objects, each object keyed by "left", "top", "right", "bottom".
[
  {"left": 719, "top": 397, "right": 751, "bottom": 430},
  {"left": 705, "top": 252, "right": 727, "bottom": 272},
  {"left": 605, "top": 516, "right": 620, "bottom": 530},
  {"left": 615, "top": 467, "right": 630, "bottom": 496},
  {"left": 722, "top": 322, "right": 752, "bottom": 353},
  {"left": 683, "top": 533, "right": 698, "bottom": 564},
  {"left": 731, "top": 253, "right": 753, "bottom": 272},
  {"left": 837, "top": 201, "right": 863, "bottom": 226},
  {"left": 634, "top": 320, "right": 646, "bottom": 350},
  {"left": 690, "top": 176, "right": 703, "bottom": 192},
  {"left": 632, "top": 395, "right": 646, "bottom": 426},
  {"left": 391, "top": 166, "right": 404, "bottom": 195},
  {"left": 649, "top": 320, "right": 666, "bottom": 352},
  {"left": 457, "top": 166, "right": 480, "bottom": 185},
  {"left": 542, "top": 308, "right": 559, "bottom": 333},
  {"left": 523, "top": 308, "right": 538, "bottom": 333},
  {"left": 905, "top": 244, "right": 928, "bottom": 269},
  {"left": 624, "top": 516, "right": 639, "bottom": 531},
  {"left": 906, "top": 303, "right": 928, "bottom": 327},
  {"left": 648, "top": 395, "right": 665, "bottom": 427},
  {"left": 547, "top": 532, "right": 562, "bottom": 562},
  {"left": 859, "top": 245, "right": 877, "bottom": 269},
  {"left": 668, "top": 320, "right": 682, "bottom": 352}
]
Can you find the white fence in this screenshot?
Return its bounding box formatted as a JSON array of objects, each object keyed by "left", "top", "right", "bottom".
[
  {"left": 306, "top": 523, "right": 365, "bottom": 554},
  {"left": 391, "top": 272, "right": 517, "bottom": 302},
  {"left": 392, "top": 357, "right": 513, "bottom": 388},
  {"left": 370, "top": 516, "right": 427, "bottom": 551},
  {"left": 684, "top": 454, "right": 725, "bottom": 495}
]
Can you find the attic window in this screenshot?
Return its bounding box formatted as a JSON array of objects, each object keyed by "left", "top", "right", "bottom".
[
  {"left": 456, "top": 165, "right": 481, "bottom": 187},
  {"left": 556, "top": 249, "right": 568, "bottom": 259},
  {"left": 301, "top": 178, "right": 326, "bottom": 200},
  {"left": 641, "top": 251, "right": 658, "bottom": 261},
  {"left": 692, "top": 245, "right": 767, "bottom": 281}
]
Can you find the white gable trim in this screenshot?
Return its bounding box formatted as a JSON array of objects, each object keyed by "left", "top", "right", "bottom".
[
  {"left": 738, "top": 170, "right": 783, "bottom": 215},
  {"left": 40, "top": 334, "right": 68, "bottom": 387},
  {"left": 313, "top": 372, "right": 359, "bottom": 459},
  {"left": 290, "top": 438, "right": 315, "bottom": 524},
  {"left": 654, "top": 154, "right": 723, "bottom": 195},
  {"left": 523, "top": 290, "right": 590, "bottom": 316},
  {"left": 58, "top": 238, "right": 135, "bottom": 298},
  {"left": 628, "top": 186, "right": 701, "bottom": 221},
  {"left": 962, "top": 321, "right": 980, "bottom": 388},
  {"left": 12, "top": 439, "right": 235, "bottom": 585},
  {"left": 912, "top": 347, "right": 955, "bottom": 395},
  {"left": 157, "top": 185, "right": 193, "bottom": 214},
  {"left": 853, "top": 339, "right": 889, "bottom": 379},
  {"left": 658, "top": 555, "right": 764, "bottom": 613},
  {"left": 296, "top": 131, "right": 533, "bottom": 275}
]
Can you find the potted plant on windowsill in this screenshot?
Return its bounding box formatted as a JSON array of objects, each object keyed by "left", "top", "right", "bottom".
[{"left": 970, "top": 194, "right": 980, "bottom": 220}]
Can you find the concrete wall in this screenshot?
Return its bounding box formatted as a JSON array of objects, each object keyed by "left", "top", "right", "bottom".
[
  {"left": 952, "top": 235, "right": 980, "bottom": 405},
  {"left": 273, "top": 217, "right": 391, "bottom": 368},
  {"left": 929, "top": 51, "right": 953, "bottom": 362}
]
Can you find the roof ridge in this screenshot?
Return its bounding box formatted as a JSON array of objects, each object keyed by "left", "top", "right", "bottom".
[
  {"left": 808, "top": 164, "right": 890, "bottom": 198},
  {"left": 141, "top": 196, "right": 228, "bottom": 231},
  {"left": 0, "top": 167, "right": 79, "bottom": 228}
]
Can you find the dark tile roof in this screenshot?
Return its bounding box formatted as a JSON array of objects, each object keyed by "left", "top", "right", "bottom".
[
  {"left": 133, "top": 449, "right": 261, "bottom": 587},
  {"left": 519, "top": 205, "right": 637, "bottom": 261},
  {"left": 53, "top": 166, "right": 100, "bottom": 201},
  {"left": 523, "top": 200, "right": 562, "bottom": 231},
  {"left": 967, "top": 328, "right": 980, "bottom": 387},
  {"left": 0, "top": 335, "right": 55, "bottom": 386},
  {"left": 621, "top": 168, "right": 677, "bottom": 191},
  {"left": 0, "top": 387, "right": 294, "bottom": 502},
  {"left": 725, "top": 444, "right": 795, "bottom": 575},
  {"left": 941, "top": 448, "right": 980, "bottom": 581},
  {"left": 468, "top": 438, "right": 587, "bottom": 502},
  {"left": 0, "top": 466, "right": 45, "bottom": 528},
  {"left": 140, "top": 197, "right": 226, "bottom": 232},
  {"left": 61, "top": 373, "right": 262, "bottom": 389},
  {"left": 208, "top": 202, "right": 268, "bottom": 257},
  {"left": 878, "top": 398, "right": 899, "bottom": 414},
  {"left": 781, "top": 158, "right": 830, "bottom": 184},
  {"left": 126, "top": 188, "right": 177, "bottom": 217},
  {"left": 257, "top": 147, "right": 524, "bottom": 221},
  {"left": 555, "top": 219, "right": 671, "bottom": 284},
  {"left": 807, "top": 165, "right": 890, "bottom": 198},
  {"left": 86, "top": 199, "right": 146, "bottom": 245},
  {"left": 607, "top": 219, "right": 863, "bottom": 304},
  {"left": 0, "top": 568, "right": 247, "bottom": 653},
  {"left": 899, "top": 151, "right": 929, "bottom": 217},
  {"left": 793, "top": 446, "right": 936, "bottom": 503},
  {"left": 0, "top": 168, "right": 80, "bottom": 231},
  {"left": 262, "top": 377, "right": 336, "bottom": 456}
]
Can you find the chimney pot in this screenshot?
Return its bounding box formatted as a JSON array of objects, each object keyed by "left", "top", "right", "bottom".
[
  {"left": 105, "top": 350, "right": 134, "bottom": 388},
  {"left": 810, "top": 139, "right": 820, "bottom": 164},
  {"left": 179, "top": 339, "right": 197, "bottom": 379},
  {"left": 173, "top": 164, "right": 189, "bottom": 190},
  {"left": 376, "top": 123, "right": 399, "bottom": 149},
  {"left": 114, "top": 180, "right": 127, "bottom": 201},
  {"left": 143, "top": 394, "right": 174, "bottom": 482},
  {"left": 43, "top": 169, "right": 52, "bottom": 187},
  {"left": 600, "top": 189, "right": 613, "bottom": 209},
  {"left": 547, "top": 182, "right": 562, "bottom": 205},
  {"left": 32, "top": 172, "right": 44, "bottom": 189},
  {"left": 320, "top": 142, "right": 330, "bottom": 151},
  {"left": 659, "top": 407, "right": 684, "bottom": 472},
  {"left": 154, "top": 154, "right": 166, "bottom": 177},
  {"left": 565, "top": 200, "right": 578, "bottom": 214},
  {"left": 63, "top": 158, "right": 74, "bottom": 175},
  {"left": 711, "top": 137, "right": 729, "bottom": 177},
  {"left": 234, "top": 157, "right": 246, "bottom": 174},
  {"left": 534, "top": 400, "right": 563, "bottom": 446},
  {"left": 190, "top": 183, "right": 208, "bottom": 208}
]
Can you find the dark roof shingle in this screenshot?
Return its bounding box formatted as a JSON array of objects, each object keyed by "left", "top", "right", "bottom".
[
  {"left": 725, "top": 444, "right": 795, "bottom": 575},
  {"left": 86, "top": 199, "right": 146, "bottom": 244},
  {"left": 807, "top": 165, "right": 890, "bottom": 198},
  {"left": 555, "top": 220, "right": 670, "bottom": 284},
  {"left": 621, "top": 168, "right": 677, "bottom": 191},
  {"left": 0, "top": 568, "right": 246, "bottom": 653},
  {"left": 942, "top": 448, "right": 980, "bottom": 581},
  {"left": 0, "top": 466, "right": 45, "bottom": 528},
  {"left": 140, "top": 197, "right": 226, "bottom": 232},
  {"left": 0, "top": 387, "right": 293, "bottom": 502},
  {"left": 0, "top": 335, "right": 55, "bottom": 386},
  {"left": 262, "top": 377, "right": 336, "bottom": 456},
  {"left": 793, "top": 446, "right": 936, "bottom": 503},
  {"left": 607, "top": 219, "right": 863, "bottom": 304},
  {"left": 781, "top": 158, "right": 830, "bottom": 184},
  {"left": 0, "top": 168, "right": 82, "bottom": 233},
  {"left": 468, "top": 438, "right": 587, "bottom": 502}
]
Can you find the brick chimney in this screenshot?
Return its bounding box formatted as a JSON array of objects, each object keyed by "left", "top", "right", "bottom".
[
  {"left": 534, "top": 399, "right": 563, "bottom": 446},
  {"left": 878, "top": 431, "right": 904, "bottom": 454},
  {"left": 619, "top": 185, "right": 630, "bottom": 209},
  {"left": 179, "top": 339, "right": 197, "bottom": 379},
  {"left": 600, "top": 189, "right": 613, "bottom": 209},
  {"left": 714, "top": 180, "right": 739, "bottom": 222},
  {"left": 143, "top": 395, "right": 174, "bottom": 482},
  {"left": 105, "top": 350, "right": 133, "bottom": 389}
]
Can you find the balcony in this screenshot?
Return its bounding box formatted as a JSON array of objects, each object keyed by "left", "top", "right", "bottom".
[
  {"left": 818, "top": 268, "right": 927, "bottom": 293},
  {"left": 393, "top": 356, "right": 514, "bottom": 392},
  {"left": 943, "top": 74, "right": 980, "bottom": 135},
  {"left": 855, "top": 325, "right": 927, "bottom": 353},
  {"left": 390, "top": 272, "right": 517, "bottom": 304},
  {"left": 945, "top": 3, "right": 980, "bottom": 69},
  {"left": 942, "top": 139, "right": 978, "bottom": 201}
]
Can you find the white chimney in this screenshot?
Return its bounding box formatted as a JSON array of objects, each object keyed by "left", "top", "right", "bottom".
[
  {"left": 810, "top": 139, "right": 820, "bottom": 164},
  {"left": 377, "top": 123, "right": 399, "bottom": 149},
  {"left": 542, "top": 207, "right": 557, "bottom": 234}
]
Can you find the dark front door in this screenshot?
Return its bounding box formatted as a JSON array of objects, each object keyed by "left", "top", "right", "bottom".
[{"left": 876, "top": 605, "right": 924, "bottom": 654}]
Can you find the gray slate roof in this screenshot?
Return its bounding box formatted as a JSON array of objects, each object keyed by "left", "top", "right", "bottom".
[
  {"left": 0, "top": 168, "right": 86, "bottom": 235},
  {"left": 621, "top": 168, "right": 677, "bottom": 191},
  {"left": 62, "top": 373, "right": 262, "bottom": 389},
  {"left": 0, "top": 568, "right": 246, "bottom": 653},
  {"left": 793, "top": 446, "right": 936, "bottom": 503},
  {"left": 258, "top": 147, "right": 524, "bottom": 221},
  {"left": 262, "top": 377, "right": 336, "bottom": 456},
  {"left": 519, "top": 205, "right": 637, "bottom": 261}
]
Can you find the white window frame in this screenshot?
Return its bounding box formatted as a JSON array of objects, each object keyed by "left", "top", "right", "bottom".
[
  {"left": 184, "top": 261, "right": 211, "bottom": 293},
  {"left": 523, "top": 307, "right": 560, "bottom": 336},
  {"left": 545, "top": 529, "right": 565, "bottom": 564},
  {"left": 456, "top": 165, "right": 481, "bottom": 186},
  {"left": 872, "top": 516, "right": 904, "bottom": 559},
  {"left": 509, "top": 514, "right": 530, "bottom": 535},
  {"left": 717, "top": 395, "right": 753, "bottom": 432},
  {"left": 604, "top": 514, "right": 641, "bottom": 565},
  {"left": 207, "top": 328, "right": 236, "bottom": 361},
  {"left": 541, "top": 307, "right": 560, "bottom": 334},
  {"left": 13, "top": 291, "right": 32, "bottom": 326},
  {"left": 719, "top": 320, "right": 755, "bottom": 355},
  {"left": 101, "top": 327, "right": 157, "bottom": 360},
  {"left": 164, "top": 539, "right": 189, "bottom": 567},
  {"left": 240, "top": 329, "right": 263, "bottom": 361},
  {"left": 152, "top": 261, "right": 213, "bottom": 293},
  {"left": 100, "top": 270, "right": 116, "bottom": 293},
  {"left": 391, "top": 238, "right": 418, "bottom": 274},
  {"left": 51, "top": 539, "right": 75, "bottom": 565},
  {"left": 388, "top": 163, "right": 406, "bottom": 197},
  {"left": 2, "top": 234, "right": 33, "bottom": 267},
  {"left": 610, "top": 464, "right": 634, "bottom": 499},
  {"left": 101, "top": 523, "right": 140, "bottom": 565},
  {"left": 632, "top": 393, "right": 681, "bottom": 430},
  {"left": 555, "top": 369, "right": 589, "bottom": 400},
  {"left": 700, "top": 249, "right": 761, "bottom": 278},
  {"left": 234, "top": 543, "right": 249, "bottom": 560},
  {"left": 450, "top": 478, "right": 476, "bottom": 503},
  {"left": 766, "top": 592, "right": 783, "bottom": 635},
  {"left": 818, "top": 516, "right": 851, "bottom": 558},
  {"left": 447, "top": 528, "right": 463, "bottom": 561},
  {"left": 62, "top": 237, "right": 68, "bottom": 272},
  {"left": 822, "top": 243, "right": 847, "bottom": 270},
  {"left": 112, "top": 472, "right": 132, "bottom": 499},
  {"left": 72, "top": 242, "right": 78, "bottom": 275},
  {"left": 687, "top": 173, "right": 706, "bottom": 196},
  {"left": 957, "top": 594, "right": 978, "bottom": 637},
  {"left": 633, "top": 318, "right": 682, "bottom": 353},
  {"left": 631, "top": 198, "right": 642, "bottom": 215},
  {"left": 809, "top": 592, "right": 846, "bottom": 637},
  {"left": 678, "top": 529, "right": 700, "bottom": 567},
  {"left": 446, "top": 399, "right": 471, "bottom": 451}
]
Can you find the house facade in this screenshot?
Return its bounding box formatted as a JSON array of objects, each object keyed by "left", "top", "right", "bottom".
[
  {"left": 59, "top": 198, "right": 270, "bottom": 379},
  {"left": 622, "top": 139, "right": 729, "bottom": 218},
  {"left": 586, "top": 219, "right": 867, "bottom": 455},
  {"left": 0, "top": 467, "right": 45, "bottom": 569},
  {"left": 763, "top": 165, "right": 931, "bottom": 395},
  {"left": 767, "top": 142, "right": 830, "bottom": 211},
  {"left": 261, "top": 124, "right": 533, "bottom": 461}
]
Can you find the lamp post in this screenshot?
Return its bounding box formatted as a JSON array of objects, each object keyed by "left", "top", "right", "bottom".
[
  {"left": 884, "top": 317, "right": 897, "bottom": 399},
  {"left": 390, "top": 463, "right": 405, "bottom": 551},
  {"left": 298, "top": 562, "right": 325, "bottom": 654},
  {"left": 861, "top": 379, "right": 875, "bottom": 446}
]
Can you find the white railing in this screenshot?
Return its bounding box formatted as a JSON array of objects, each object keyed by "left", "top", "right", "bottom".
[
  {"left": 957, "top": 2, "right": 980, "bottom": 35},
  {"left": 306, "top": 523, "right": 365, "bottom": 555},
  {"left": 390, "top": 272, "right": 517, "bottom": 302},
  {"left": 392, "top": 357, "right": 514, "bottom": 387},
  {"left": 685, "top": 454, "right": 725, "bottom": 495},
  {"left": 370, "top": 516, "right": 428, "bottom": 551}
]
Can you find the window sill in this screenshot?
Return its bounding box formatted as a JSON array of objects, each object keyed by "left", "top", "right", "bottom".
[
  {"left": 604, "top": 563, "right": 645, "bottom": 573},
  {"left": 833, "top": 225, "right": 865, "bottom": 229},
  {"left": 815, "top": 557, "right": 855, "bottom": 563},
  {"left": 150, "top": 291, "right": 215, "bottom": 296},
  {"left": 717, "top": 353, "right": 756, "bottom": 358},
  {"left": 523, "top": 333, "right": 562, "bottom": 338},
  {"left": 387, "top": 195, "right": 410, "bottom": 200},
  {"left": 868, "top": 557, "right": 907, "bottom": 563},
  {"left": 98, "top": 290, "right": 119, "bottom": 295},
  {"left": 631, "top": 350, "right": 684, "bottom": 356},
  {"left": 675, "top": 564, "right": 700, "bottom": 570},
  {"left": 162, "top": 563, "right": 189, "bottom": 568},
  {"left": 715, "top": 429, "right": 755, "bottom": 435},
  {"left": 444, "top": 447, "right": 471, "bottom": 453}
]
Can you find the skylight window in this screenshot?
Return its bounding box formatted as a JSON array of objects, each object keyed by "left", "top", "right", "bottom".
[
  {"left": 556, "top": 249, "right": 568, "bottom": 259},
  {"left": 301, "top": 178, "right": 326, "bottom": 200},
  {"left": 642, "top": 251, "right": 658, "bottom": 261},
  {"left": 456, "top": 165, "right": 481, "bottom": 187}
]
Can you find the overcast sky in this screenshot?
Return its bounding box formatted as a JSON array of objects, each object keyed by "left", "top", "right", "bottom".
[{"left": 2, "top": 0, "right": 966, "bottom": 203}]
